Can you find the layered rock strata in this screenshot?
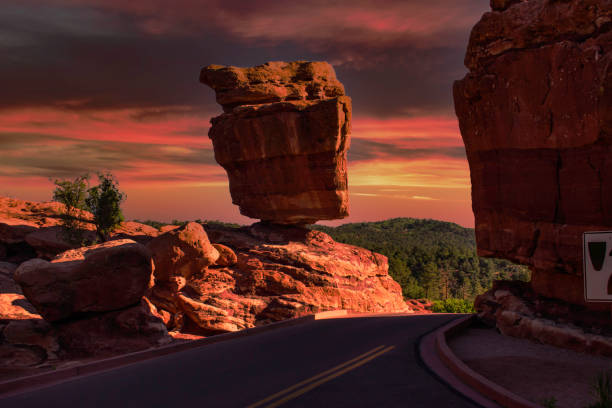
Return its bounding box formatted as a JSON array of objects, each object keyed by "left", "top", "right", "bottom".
[
  {"left": 200, "top": 61, "right": 351, "bottom": 224},
  {"left": 455, "top": 0, "right": 612, "bottom": 352},
  {"left": 147, "top": 222, "right": 410, "bottom": 335},
  {"left": 454, "top": 0, "right": 612, "bottom": 309}
]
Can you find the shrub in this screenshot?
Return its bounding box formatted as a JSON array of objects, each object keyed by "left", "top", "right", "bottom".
[
  {"left": 85, "top": 173, "right": 126, "bottom": 242},
  {"left": 53, "top": 172, "right": 126, "bottom": 244},
  {"left": 431, "top": 298, "right": 475, "bottom": 313},
  {"left": 52, "top": 175, "right": 90, "bottom": 245}
]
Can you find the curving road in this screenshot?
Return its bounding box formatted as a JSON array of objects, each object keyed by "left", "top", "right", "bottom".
[{"left": 1, "top": 314, "right": 482, "bottom": 408}]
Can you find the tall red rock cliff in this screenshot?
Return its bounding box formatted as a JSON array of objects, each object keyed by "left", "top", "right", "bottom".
[
  {"left": 200, "top": 61, "right": 350, "bottom": 225},
  {"left": 455, "top": 0, "right": 612, "bottom": 308},
  {"left": 455, "top": 0, "right": 612, "bottom": 353}
]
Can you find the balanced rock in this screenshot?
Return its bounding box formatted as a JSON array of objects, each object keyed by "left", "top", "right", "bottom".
[
  {"left": 147, "top": 222, "right": 219, "bottom": 282},
  {"left": 200, "top": 61, "right": 351, "bottom": 225},
  {"left": 454, "top": 0, "right": 612, "bottom": 310},
  {"left": 14, "top": 239, "right": 153, "bottom": 322}
]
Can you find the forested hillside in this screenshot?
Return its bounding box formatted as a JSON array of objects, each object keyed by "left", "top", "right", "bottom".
[{"left": 312, "top": 218, "right": 530, "bottom": 301}]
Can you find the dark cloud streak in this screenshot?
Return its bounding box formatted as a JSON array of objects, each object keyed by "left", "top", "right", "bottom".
[
  {"left": 0, "top": 131, "right": 216, "bottom": 179},
  {"left": 348, "top": 138, "right": 466, "bottom": 162},
  {"left": 0, "top": 0, "right": 488, "bottom": 118}
]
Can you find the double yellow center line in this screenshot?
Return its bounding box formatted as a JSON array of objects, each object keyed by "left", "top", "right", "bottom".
[{"left": 247, "top": 344, "right": 396, "bottom": 408}]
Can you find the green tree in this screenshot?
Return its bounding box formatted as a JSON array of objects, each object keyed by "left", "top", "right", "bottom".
[
  {"left": 310, "top": 218, "right": 530, "bottom": 303},
  {"left": 85, "top": 173, "right": 126, "bottom": 242},
  {"left": 52, "top": 175, "right": 90, "bottom": 245},
  {"left": 422, "top": 262, "right": 440, "bottom": 299}
]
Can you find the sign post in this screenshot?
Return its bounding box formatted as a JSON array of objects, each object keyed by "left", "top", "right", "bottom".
[{"left": 583, "top": 231, "right": 612, "bottom": 302}]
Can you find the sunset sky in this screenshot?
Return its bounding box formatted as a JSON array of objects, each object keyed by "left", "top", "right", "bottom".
[{"left": 1, "top": 0, "right": 489, "bottom": 227}]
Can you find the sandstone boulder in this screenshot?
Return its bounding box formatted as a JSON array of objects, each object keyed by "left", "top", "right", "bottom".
[
  {"left": 200, "top": 61, "right": 345, "bottom": 112},
  {"left": 147, "top": 222, "right": 219, "bottom": 282},
  {"left": 56, "top": 299, "right": 171, "bottom": 357},
  {"left": 0, "top": 262, "right": 39, "bottom": 320},
  {"left": 213, "top": 243, "right": 237, "bottom": 266},
  {"left": 201, "top": 61, "right": 351, "bottom": 225},
  {"left": 454, "top": 0, "right": 612, "bottom": 310},
  {"left": 111, "top": 221, "right": 160, "bottom": 244},
  {"left": 14, "top": 239, "right": 153, "bottom": 322}
]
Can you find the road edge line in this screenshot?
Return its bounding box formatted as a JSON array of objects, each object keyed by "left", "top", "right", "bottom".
[{"left": 0, "top": 310, "right": 347, "bottom": 399}]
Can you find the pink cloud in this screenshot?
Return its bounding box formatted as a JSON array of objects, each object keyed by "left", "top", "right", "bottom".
[{"left": 1, "top": 105, "right": 472, "bottom": 225}]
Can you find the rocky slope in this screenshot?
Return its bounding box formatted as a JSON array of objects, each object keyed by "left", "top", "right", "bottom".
[
  {"left": 454, "top": 0, "right": 612, "bottom": 352},
  {"left": 0, "top": 196, "right": 413, "bottom": 371},
  {"left": 200, "top": 61, "right": 351, "bottom": 225}
]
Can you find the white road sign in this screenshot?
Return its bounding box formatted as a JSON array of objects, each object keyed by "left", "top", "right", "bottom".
[{"left": 584, "top": 231, "right": 612, "bottom": 302}]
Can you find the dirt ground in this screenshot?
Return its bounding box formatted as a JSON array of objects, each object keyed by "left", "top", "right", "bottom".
[{"left": 448, "top": 325, "right": 612, "bottom": 408}]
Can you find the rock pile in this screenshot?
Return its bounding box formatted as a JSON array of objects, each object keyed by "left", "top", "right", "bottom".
[
  {"left": 200, "top": 61, "right": 351, "bottom": 225},
  {"left": 146, "top": 222, "right": 410, "bottom": 335},
  {"left": 476, "top": 280, "right": 612, "bottom": 356}
]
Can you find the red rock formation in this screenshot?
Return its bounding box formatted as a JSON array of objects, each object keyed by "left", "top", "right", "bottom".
[
  {"left": 0, "top": 262, "right": 38, "bottom": 321},
  {"left": 200, "top": 61, "right": 351, "bottom": 225},
  {"left": 455, "top": 0, "right": 612, "bottom": 352},
  {"left": 56, "top": 299, "right": 170, "bottom": 357},
  {"left": 11, "top": 240, "right": 170, "bottom": 357},
  {"left": 147, "top": 222, "right": 219, "bottom": 282},
  {"left": 15, "top": 240, "right": 154, "bottom": 322},
  {"left": 1, "top": 196, "right": 411, "bottom": 358},
  {"left": 0, "top": 196, "right": 161, "bottom": 262},
  {"left": 0, "top": 261, "right": 60, "bottom": 369},
  {"left": 212, "top": 243, "right": 237, "bottom": 266},
  {"left": 148, "top": 222, "right": 410, "bottom": 335},
  {"left": 454, "top": 0, "right": 612, "bottom": 309},
  {"left": 476, "top": 281, "right": 612, "bottom": 356}
]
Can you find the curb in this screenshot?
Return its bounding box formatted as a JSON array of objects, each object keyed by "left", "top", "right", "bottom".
[
  {"left": 0, "top": 310, "right": 347, "bottom": 398},
  {"left": 434, "top": 315, "right": 540, "bottom": 408}
]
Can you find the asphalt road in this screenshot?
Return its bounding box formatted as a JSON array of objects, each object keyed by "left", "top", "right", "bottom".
[{"left": 1, "top": 314, "right": 481, "bottom": 408}]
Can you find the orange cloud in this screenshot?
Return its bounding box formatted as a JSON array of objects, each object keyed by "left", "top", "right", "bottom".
[{"left": 0, "top": 107, "right": 473, "bottom": 226}]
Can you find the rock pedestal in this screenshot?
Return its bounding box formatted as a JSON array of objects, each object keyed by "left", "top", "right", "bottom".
[
  {"left": 200, "top": 61, "right": 351, "bottom": 225},
  {"left": 147, "top": 222, "right": 411, "bottom": 335}
]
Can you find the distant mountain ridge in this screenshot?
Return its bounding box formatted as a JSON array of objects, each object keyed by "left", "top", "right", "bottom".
[{"left": 311, "top": 218, "right": 529, "bottom": 300}]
